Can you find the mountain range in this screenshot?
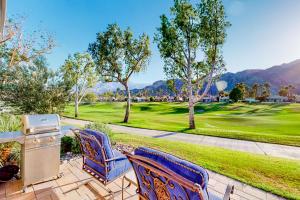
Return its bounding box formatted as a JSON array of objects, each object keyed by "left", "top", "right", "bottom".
[
  {"left": 94, "top": 59, "right": 300, "bottom": 95},
  {"left": 220, "top": 59, "right": 300, "bottom": 94}
]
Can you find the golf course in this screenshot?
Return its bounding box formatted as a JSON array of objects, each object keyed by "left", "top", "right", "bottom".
[{"left": 64, "top": 102, "right": 300, "bottom": 146}]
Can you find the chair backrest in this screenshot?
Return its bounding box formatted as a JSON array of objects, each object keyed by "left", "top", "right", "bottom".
[
  {"left": 125, "top": 147, "right": 209, "bottom": 200},
  {"left": 75, "top": 129, "right": 115, "bottom": 172}
]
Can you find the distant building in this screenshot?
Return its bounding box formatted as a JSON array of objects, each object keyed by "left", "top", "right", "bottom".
[
  {"left": 266, "top": 95, "right": 288, "bottom": 103},
  {"left": 202, "top": 96, "right": 217, "bottom": 103},
  {"left": 295, "top": 95, "right": 300, "bottom": 103},
  {"left": 133, "top": 97, "right": 146, "bottom": 102},
  {"left": 219, "top": 96, "right": 230, "bottom": 103},
  {"left": 177, "top": 97, "right": 184, "bottom": 102},
  {"left": 168, "top": 96, "right": 175, "bottom": 102},
  {"left": 244, "top": 98, "right": 259, "bottom": 103}
]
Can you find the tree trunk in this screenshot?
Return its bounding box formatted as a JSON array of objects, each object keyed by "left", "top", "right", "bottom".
[
  {"left": 124, "top": 84, "right": 131, "bottom": 123},
  {"left": 75, "top": 86, "right": 79, "bottom": 118},
  {"left": 187, "top": 52, "right": 196, "bottom": 129},
  {"left": 188, "top": 83, "right": 195, "bottom": 129}
]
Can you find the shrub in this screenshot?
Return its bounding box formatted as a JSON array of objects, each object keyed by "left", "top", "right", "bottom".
[
  {"left": 0, "top": 57, "right": 71, "bottom": 114},
  {"left": 0, "top": 115, "right": 20, "bottom": 132},
  {"left": 85, "top": 122, "right": 115, "bottom": 144},
  {"left": 83, "top": 93, "right": 98, "bottom": 104},
  {"left": 60, "top": 135, "right": 82, "bottom": 155},
  {"left": 229, "top": 87, "right": 243, "bottom": 102},
  {"left": 0, "top": 115, "right": 21, "bottom": 167},
  {"left": 71, "top": 137, "right": 81, "bottom": 154},
  {"left": 61, "top": 136, "right": 73, "bottom": 155}
]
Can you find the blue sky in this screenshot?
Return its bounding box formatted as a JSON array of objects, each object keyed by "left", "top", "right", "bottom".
[{"left": 8, "top": 0, "right": 300, "bottom": 84}]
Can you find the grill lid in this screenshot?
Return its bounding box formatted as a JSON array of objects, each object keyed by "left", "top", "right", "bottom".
[{"left": 22, "top": 114, "right": 60, "bottom": 135}]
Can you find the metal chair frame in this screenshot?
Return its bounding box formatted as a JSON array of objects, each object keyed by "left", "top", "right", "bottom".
[
  {"left": 63, "top": 129, "right": 132, "bottom": 199},
  {"left": 123, "top": 151, "right": 234, "bottom": 200}
]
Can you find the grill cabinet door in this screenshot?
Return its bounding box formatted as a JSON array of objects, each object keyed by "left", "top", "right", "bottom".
[{"left": 22, "top": 144, "right": 60, "bottom": 186}]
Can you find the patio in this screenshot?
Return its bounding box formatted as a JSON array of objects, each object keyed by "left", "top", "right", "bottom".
[{"left": 0, "top": 157, "right": 284, "bottom": 200}]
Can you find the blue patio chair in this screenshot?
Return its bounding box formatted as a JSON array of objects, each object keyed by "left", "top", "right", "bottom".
[
  {"left": 73, "top": 129, "right": 132, "bottom": 198},
  {"left": 123, "top": 147, "right": 234, "bottom": 200}
]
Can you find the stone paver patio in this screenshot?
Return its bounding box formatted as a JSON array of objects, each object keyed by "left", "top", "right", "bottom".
[
  {"left": 0, "top": 157, "right": 285, "bottom": 200},
  {"left": 62, "top": 117, "right": 300, "bottom": 160}
]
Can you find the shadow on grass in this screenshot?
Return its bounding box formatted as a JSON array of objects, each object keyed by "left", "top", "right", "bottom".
[
  {"left": 178, "top": 127, "right": 193, "bottom": 132},
  {"left": 161, "top": 103, "right": 228, "bottom": 115},
  {"left": 153, "top": 132, "right": 177, "bottom": 138},
  {"left": 140, "top": 106, "right": 152, "bottom": 111}
]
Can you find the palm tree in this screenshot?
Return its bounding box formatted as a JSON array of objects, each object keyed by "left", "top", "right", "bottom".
[
  {"left": 251, "top": 83, "right": 259, "bottom": 98},
  {"left": 263, "top": 82, "right": 271, "bottom": 97},
  {"left": 288, "top": 85, "right": 295, "bottom": 98},
  {"left": 236, "top": 82, "right": 248, "bottom": 99}
]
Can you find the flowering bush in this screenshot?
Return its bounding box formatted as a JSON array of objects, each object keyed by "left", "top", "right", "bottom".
[{"left": 0, "top": 115, "right": 21, "bottom": 167}]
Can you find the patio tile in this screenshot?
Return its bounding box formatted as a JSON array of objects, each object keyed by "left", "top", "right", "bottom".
[
  {"left": 0, "top": 157, "right": 283, "bottom": 200},
  {"left": 5, "top": 180, "right": 23, "bottom": 197},
  {"left": 0, "top": 183, "right": 6, "bottom": 199},
  {"left": 6, "top": 191, "right": 36, "bottom": 200},
  {"left": 33, "top": 180, "right": 58, "bottom": 191},
  {"left": 75, "top": 184, "right": 96, "bottom": 200},
  {"left": 34, "top": 187, "right": 59, "bottom": 200}
]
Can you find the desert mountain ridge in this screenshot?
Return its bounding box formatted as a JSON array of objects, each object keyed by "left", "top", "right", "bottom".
[{"left": 94, "top": 59, "right": 300, "bottom": 95}]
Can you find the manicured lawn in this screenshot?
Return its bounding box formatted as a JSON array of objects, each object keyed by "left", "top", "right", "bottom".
[
  {"left": 64, "top": 102, "right": 300, "bottom": 146},
  {"left": 111, "top": 132, "right": 300, "bottom": 200}
]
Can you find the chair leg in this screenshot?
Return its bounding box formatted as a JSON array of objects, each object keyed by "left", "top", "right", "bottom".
[
  {"left": 122, "top": 176, "right": 132, "bottom": 200},
  {"left": 223, "top": 184, "right": 234, "bottom": 200},
  {"left": 62, "top": 178, "right": 94, "bottom": 194}
]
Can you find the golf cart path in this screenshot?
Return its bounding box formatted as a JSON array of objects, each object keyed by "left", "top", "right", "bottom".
[{"left": 62, "top": 117, "right": 300, "bottom": 161}]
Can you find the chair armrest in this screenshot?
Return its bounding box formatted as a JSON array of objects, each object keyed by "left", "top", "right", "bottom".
[
  {"left": 71, "top": 128, "right": 80, "bottom": 133},
  {"left": 105, "top": 157, "right": 126, "bottom": 162},
  {"left": 223, "top": 184, "right": 234, "bottom": 200}
]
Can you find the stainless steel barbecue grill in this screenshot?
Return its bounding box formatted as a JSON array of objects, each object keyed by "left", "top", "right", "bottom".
[{"left": 21, "top": 114, "right": 61, "bottom": 187}]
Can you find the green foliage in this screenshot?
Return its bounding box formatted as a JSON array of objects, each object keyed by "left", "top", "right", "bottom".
[
  {"left": 88, "top": 24, "right": 151, "bottom": 85},
  {"left": 229, "top": 87, "right": 243, "bottom": 102},
  {"left": 0, "top": 115, "right": 21, "bottom": 167},
  {"left": 0, "top": 114, "right": 21, "bottom": 150},
  {"left": 113, "top": 132, "right": 300, "bottom": 199},
  {"left": 0, "top": 56, "right": 71, "bottom": 114},
  {"left": 155, "top": 0, "right": 230, "bottom": 128},
  {"left": 0, "top": 114, "right": 20, "bottom": 132},
  {"left": 61, "top": 53, "right": 96, "bottom": 87},
  {"left": 60, "top": 135, "right": 81, "bottom": 155},
  {"left": 83, "top": 93, "right": 98, "bottom": 104},
  {"left": 166, "top": 79, "right": 178, "bottom": 96},
  {"left": 64, "top": 102, "right": 300, "bottom": 146},
  {"left": 71, "top": 138, "right": 81, "bottom": 154},
  {"left": 85, "top": 122, "right": 115, "bottom": 144},
  {"left": 235, "top": 83, "right": 248, "bottom": 99},
  {"left": 240, "top": 82, "right": 271, "bottom": 100},
  {"left": 279, "top": 87, "right": 288, "bottom": 97},
  {"left": 61, "top": 52, "right": 97, "bottom": 117},
  {"left": 279, "top": 85, "right": 295, "bottom": 99},
  {"left": 88, "top": 23, "right": 151, "bottom": 122},
  {"left": 61, "top": 136, "right": 73, "bottom": 155}
]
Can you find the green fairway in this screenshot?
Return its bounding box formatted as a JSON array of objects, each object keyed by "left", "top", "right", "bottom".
[
  {"left": 63, "top": 102, "right": 300, "bottom": 146},
  {"left": 112, "top": 132, "right": 300, "bottom": 199}
]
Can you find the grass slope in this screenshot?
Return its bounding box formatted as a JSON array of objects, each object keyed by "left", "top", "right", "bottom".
[
  {"left": 112, "top": 132, "right": 300, "bottom": 200},
  {"left": 63, "top": 102, "right": 300, "bottom": 146}
]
